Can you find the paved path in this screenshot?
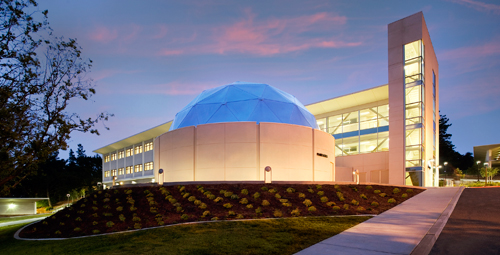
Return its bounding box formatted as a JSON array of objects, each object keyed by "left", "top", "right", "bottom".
[
  {"left": 429, "top": 187, "right": 500, "bottom": 255},
  {"left": 0, "top": 216, "right": 48, "bottom": 228},
  {"left": 296, "top": 187, "right": 464, "bottom": 255}
]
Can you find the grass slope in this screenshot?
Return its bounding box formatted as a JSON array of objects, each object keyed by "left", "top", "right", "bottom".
[{"left": 2, "top": 216, "right": 370, "bottom": 255}]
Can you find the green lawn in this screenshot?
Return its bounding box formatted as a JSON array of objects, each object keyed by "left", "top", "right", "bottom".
[
  {"left": 0, "top": 214, "right": 51, "bottom": 224},
  {"left": 0, "top": 216, "right": 370, "bottom": 255}
]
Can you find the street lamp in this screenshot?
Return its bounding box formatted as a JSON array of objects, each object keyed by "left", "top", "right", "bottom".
[
  {"left": 444, "top": 162, "right": 448, "bottom": 182},
  {"left": 97, "top": 182, "right": 102, "bottom": 191},
  {"left": 477, "top": 161, "right": 481, "bottom": 182},
  {"left": 484, "top": 162, "right": 489, "bottom": 186}
]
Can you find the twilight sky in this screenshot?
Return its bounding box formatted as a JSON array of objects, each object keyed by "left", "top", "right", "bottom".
[{"left": 36, "top": 0, "right": 500, "bottom": 157}]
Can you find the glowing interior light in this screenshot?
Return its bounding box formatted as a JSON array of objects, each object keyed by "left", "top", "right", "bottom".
[{"left": 8, "top": 203, "right": 16, "bottom": 209}]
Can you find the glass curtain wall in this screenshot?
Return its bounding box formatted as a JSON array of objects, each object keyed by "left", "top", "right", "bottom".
[
  {"left": 404, "top": 40, "right": 425, "bottom": 186},
  {"left": 316, "top": 105, "right": 389, "bottom": 156}
]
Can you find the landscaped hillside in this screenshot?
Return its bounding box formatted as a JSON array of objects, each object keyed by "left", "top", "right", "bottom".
[{"left": 19, "top": 183, "right": 424, "bottom": 238}]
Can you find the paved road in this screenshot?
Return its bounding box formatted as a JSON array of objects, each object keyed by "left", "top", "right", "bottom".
[{"left": 429, "top": 187, "right": 500, "bottom": 255}]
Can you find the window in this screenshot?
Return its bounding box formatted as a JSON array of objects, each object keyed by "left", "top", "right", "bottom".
[
  {"left": 316, "top": 118, "right": 327, "bottom": 132},
  {"left": 360, "top": 108, "right": 377, "bottom": 130},
  {"left": 134, "top": 164, "right": 142, "bottom": 172},
  {"left": 144, "top": 142, "right": 153, "bottom": 152},
  {"left": 118, "top": 168, "right": 124, "bottom": 175},
  {"left": 110, "top": 153, "right": 116, "bottom": 161},
  {"left": 359, "top": 133, "right": 378, "bottom": 154},
  {"left": 118, "top": 151, "right": 124, "bottom": 159},
  {"left": 342, "top": 111, "right": 359, "bottom": 133},
  {"left": 104, "top": 155, "right": 110, "bottom": 163},
  {"left": 135, "top": 145, "right": 142, "bottom": 154},
  {"left": 126, "top": 148, "right": 133, "bottom": 157},
  {"left": 328, "top": 114, "right": 343, "bottom": 134},
  {"left": 111, "top": 169, "right": 117, "bottom": 176},
  {"left": 104, "top": 171, "right": 110, "bottom": 177},
  {"left": 126, "top": 166, "right": 133, "bottom": 174},
  {"left": 144, "top": 162, "right": 153, "bottom": 171}
]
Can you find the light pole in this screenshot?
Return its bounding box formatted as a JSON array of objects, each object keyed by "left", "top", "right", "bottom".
[
  {"left": 444, "top": 162, "right": 448, "bottom": 182},
  {"left": 476, "top": 161, "right": 481, "bottom": 182},
  {"left": 97, "top": 182, "right": 102, "bottom": 191},
  {"left": 484, "top": 162, "right": 489, "bottom": 186}
]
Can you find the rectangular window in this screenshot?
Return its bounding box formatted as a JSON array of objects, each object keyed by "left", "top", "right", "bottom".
[
  {"left": 328, "top": 114, "right": 343, "bottom": 134},
  {"left": 134, "top": 164, "right": 142, "bottom": 173},
  {"left": 144, "top": 142, "right": 153, "bottom": 152},
  {"left": 126, "top": 166, "right": 133, "bottom": 174},
  {"left": 118, "top": 168, "right": 124, "bottom": 175},
  {"left": 406, "top": 128, "right": 422, "bottom": 147},
  {"left": 342, "top": 111, "right": 359, "bottom": 133},
  {"left": 126, "top": 148, "right": 133, "bottom": 157},
  {"left": 377, "top": 131, "right": 389, "bottom": 152},
  {"left": 135, "top": 145, "right": 142, "bottom": 155},
  {"left": 360, "top": 108, "right": 378, "bottom": 130},
  {"left": 377, "top": 105, "right": 389, "bottom": 127},
  {"left": 110, "top": 153, "right": 116, "bottom": 161},
  {"left": 342, "top": 136, "right": 359, "bottom": 155},
  {"left": 144, "top": 162, "right": 153, "bottom": 171},
  {"left": 359, "top": 133, "right": 378, "bottom": 154},
  {"left": 118, "top": 151, "right": 124, "bottom": 159},
  {"left": 104, "top": 155, "right": 110, "bottom": 163},
  {"left": 111, "top": 169, "right": 117, "bottom": 176},
  {"left": 104, "top": 171, "right": 110, "bottom": 177}
]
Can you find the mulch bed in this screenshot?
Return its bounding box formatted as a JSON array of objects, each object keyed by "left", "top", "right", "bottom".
[{"left": 19, "top": 183, "right": 423, "bottom": 239}]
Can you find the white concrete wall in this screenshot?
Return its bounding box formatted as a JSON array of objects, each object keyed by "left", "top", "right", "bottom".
[
  {"left": 336, "top": 151, "right": 389, "bottom": 183},
  {"left": 155, "top": 122, "right": 335, "bottom": 183}
]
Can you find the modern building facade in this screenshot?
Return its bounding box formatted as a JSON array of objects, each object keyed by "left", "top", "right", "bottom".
[{"left": 94, "top": 12, "right": 439, "bottom": 188}]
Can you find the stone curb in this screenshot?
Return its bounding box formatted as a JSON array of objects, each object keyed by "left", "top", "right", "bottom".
[{"left": 410, "top": 186, "right": 465, "bottom": 255}]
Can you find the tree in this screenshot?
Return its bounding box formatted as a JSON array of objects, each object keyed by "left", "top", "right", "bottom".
[
  {"left": 480, "top": 167, "right": 500, "bottom": 184},
  {"left": 0, "top": 0, "right": 111, "bottom": 195},
  {"left": 439, "top": 114, "right": 473, "bottom": 173}
]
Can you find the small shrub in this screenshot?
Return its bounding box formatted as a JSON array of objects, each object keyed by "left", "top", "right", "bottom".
[
  {"left": 320, "top": 196, "right": 329, "bottom": 203},
  {"left": 365, "top": 185, "right": 373, "bottom": 190},
  {"left": 261, "top": 186, "right": 268, "bottom": 191},
  {"left": 343, "top": 204, "right": 349, "bottom": 210},
  {"left": 240, "top": 189, "right": 248, "bottom": 195},
  {"left": 181, "top": 214, "right": 189, "bottom": 220},
  {"left": 360, "top": 194, "right": 368, "bottom": 200},
  {"left": 246, "top": 204, "right": 253, "bottom": 209},
  {"left": 150, "top": 207, "right": 158, "bottom": 213},
  {"left": 302, "top": 199, "right": 313, "bottom": 207},
  {"left": 308, "top": 206, "right": 317, "bottom": 212},
  {"left": 253, "top": 192, "right": 261, "bottom": 200},
  {"left": 194, "top": 200, "right": 202, "bottom": 206},
  {"left": 230, "top": 194, "right": 239, "bottom": 200},
  {"left": 125, "top": 189, "right": 133, "bottom": 194},
  {"left": 332, "top": 206, "right": 341, "bottom": 211},
  {"left": 334, "top": 185, "right": 341, "bottom": 191},
  {"left": 103, "top": 212, "right": 113, "bottom": 217},
  {"left": 255, "top": 207, "right": 262, "bottom": 214},
  {"left": 224, "top": 191, "right": 233, "bottom": 197},
  {"left": 130, "top": 206, "right": 137, "bottom": 211},
  {"left": 326, "top": 201, "right": 336, "bottom": 206},
  {"left": 240, "top": 198, "right": 249, "bottom": 204},
  {"left": 282, "top": 202, "right": 292, "bottom": 207},
  {"left": 199, "top": 203, "right": 207, "bottom": 209},
  {"left": 176, "top": 206, "right": 183, "bottom": 212},
  {"left": 219, "top": 189, "right": 226, "bottom": 194},
  {"left": 59, "top": 222, "right": 65, "bottom": 226},
  {"left": 298, "top": 193, "right": 306, "bottom": 198},
  {"left": 286, "top": 187, "right": 295, "bottom": 193},
  {"left": 379, "top": 193, "right": 387, "bottom": 197},
  {"left": 92, "top": 213, "right": 98, "bottom": 218},
  {"left": 182, "top": 193, "right": 190, "bottom": 198},
  {"left": 273, "top": 209, "right": 283, "bottom": 217},
  {"left": 371, "top": 201, "right": 379, "bottom": 207},
  {"left": 93, "top": 201, "right": 97, "bottom": 205},
  {"left": 188, "top": 196, "right": 196, "bottom": 202},
  {"left": 307, "top": 188, "right": 314, "bottom": 193},
  {"left": 211, "top": 217, "right": 219, "bottom": 221},
  {"left": 116, "top": 206, "right": 123, "bottom": 211},
  {"left": 93, "top": 229, "right": 100, "bottom": 234},
  {"left": 75, "top": 217, "right": 82, "bottom": 221},
  {"left": 119, "top": 214, "right": 126, "bottom": 222},
  {"left": 42, "top": 221, "right": 48, "bottom": 225},
  {"left": 168, "top": 198, "right": 177, "bottom": 204},
  {"left": 134, "top": 223, "right": 142, "bottom": 229},
  {"left": 261, "top": 200, "right": 270, "bottom": 206},
  {"left": 103, "top": 198, "right": 110, "bottom": 203},
  {"left": 388, "top": 198, "right": 396, "bottom": 204},
  {"left": 349, "top": 185, "right": 358, "bottom": 192},
  {"left": 78, "top": 210, "right": 85, "bottom": 214},
  {"left": 406, "top": 189, "right": 413, "bottom": 193},
  {"left": 268, "top": 188, "right": 277, "bottom": 193},
  {"left": 279, "top": 199, "right": 288, "bottom": 203},
  {"left": 356, "top": 206, "right": 366, "bottom": 212},
  {"left": 275, "top": 193, "right": 281, "bottom": 199},
  {"left": 402, "top": 193, "right": 408, "bottom": 198},
  {"left": 291, "top": 208, "right": 300, "bottom": 216},
  {"left": 74, "top": 227, "right": 81, "bottom": 232},
  {"left": 336, "top": 192, "right": 345, "bottom": 201},
  {"left": 203, "top": 191, "right": 211, "bottom": 196},
  {"left": 223, "top": 203, "right": 233, "bottom": 209},
  {"left": 316, "top": 184, "right": 322, "bottom": 189},
  {"left": 374, "top": 190, "right": 381, "bottom": 194},
  {"left": 92, "top": 206, "right": 98, "bottom": 211},
  {"left": 173, "top": 202, "right": 181, "bottom": 207},
  {"left": 393, "top": 188, "right": 401, "bottom": 194},
  {"left": 157, "top": 221, "right": 165, "bottom": 226},
  {"left": 228, "top": 210, "right": 236, "bottom": 217},
  {"left": 351, "top": 199, "right": 359, "bottom": 206},
  {"left": 65, "top": 214, "right": 70, "bottom": 218},
  {"left": 317, "top": 191, "right": 324, "bottom": 196},
  {"left": 132, "top": 216, "right": 141, "bottom": 222},
  {"left": 236, "top": 214, "right": 244, "bottom": 219},
  {"left": 80, "top": 203, "right": 86, "bottom": 207},
  {"left": 214, "top": 197, "right": 223, "bottom": 203},
  {"left": 202, "top": 211, "right": 210, "bottom": 218},
  {"left": 103, "top": 204, "right": 110, "bottom": 209},
  {"left": 208, "top": 194, "right": 216, "bottom": 200},
  {"left": 178, "top": 186, "right": 185, "bottom": 192},
  {"left": 106, "top": 221, "right": 115, "bottom": 228},
  {"left": 93, "top": 221, "right": 98, "bottom": 226}
]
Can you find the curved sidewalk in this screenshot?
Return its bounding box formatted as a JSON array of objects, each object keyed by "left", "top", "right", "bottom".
[{"left": 296, "top": 186, "right": 464, "bottom": 255}]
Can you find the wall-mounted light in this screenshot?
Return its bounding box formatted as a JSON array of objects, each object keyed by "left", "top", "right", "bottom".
[{"left": 8, "top": 203, "right": 16, "bottom": 209}]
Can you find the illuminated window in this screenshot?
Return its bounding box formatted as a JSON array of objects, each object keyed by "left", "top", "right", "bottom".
[
  {"left": 111, "top": 169, "right": 117, "bottom": 176},
  {"left": 118, "top": 151, "right": 124, "bottom": 159},
  {"left": 104, "top": 155, "right": 110, "bottom": 163},
  {"left": 126, "top": 148, "right": 133, "bottom": 157},
  {"left": 104, "top": 171, "right": 110, "bottom": 177},
  {"left": 342, "top": 111, "right": 359, "bottom": 133},
  {"left": 126, "top": 166, "right": 133, "bottom": 174},
  {"left": 110, "top": 153, "right": 116, "bottom": 161},
  {"left": 328, "top": 114, "right": 343, "bottom": 134},
  {"left": 135, "top": 145, "right": 142, "bottom": 155},
  {"left": 144, "top": 162, "right": 153, "bottom": 171},
  {"left": 134, "top": 164, "right": 142, "bottom": 172},
  {"left": 144, "top": 142, "right": 153, "bottom": 152},
  {"left": 118, "top": 168, "right": 124, "bottom": 175}
]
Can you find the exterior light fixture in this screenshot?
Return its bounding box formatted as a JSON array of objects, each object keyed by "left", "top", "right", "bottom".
[
  {"left": 484, "top": 162, "right": 489, "bottom": 186},
  {"left": 8, "top": 203, "right": 16, "bottom": 209},
  {"left": 264, "top": 166, "right": 272, "bottom": 184}
]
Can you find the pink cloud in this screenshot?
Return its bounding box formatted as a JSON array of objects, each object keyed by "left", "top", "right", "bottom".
[
  {"left": 153, "top": 24, "right": 168, "bottom": 39},
  {"left": 440, "top": 38, "right": 500, "bottom": 74},
  {"left": 92, "top": 69, "right": 141, "bottom": 81},
  {"left": 448, "top": 0, "right": 500, "bottom": 14},
  {"left": 89, "top": 26, "right": 118, "bottom": 43},
  {"left": 123, "top": 24, "right": 142, "bottom": 42}
]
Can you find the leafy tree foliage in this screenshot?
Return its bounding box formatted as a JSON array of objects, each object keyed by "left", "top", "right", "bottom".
[
  {"left": 0, "top": 0, "right": 110, "bottom": 195},
  {"left": 439, "top": 114, "right": 473, "bottom": 173},
  {"left": 10, "top": 144, "right": 101, "bottom": 206}
]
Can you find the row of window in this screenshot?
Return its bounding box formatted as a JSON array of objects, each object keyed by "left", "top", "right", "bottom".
[
  {"left": 104, "top": 162, "right": 153, "bottom": 177},
  {"left": 104, "top": 142, "right": 153, "bottom": 162},
  {"left": 335, "top": 131, "right": 389, "bottom": 156},
  {"left": 317, "top": 105, "right": 389, "bottom": 135}
]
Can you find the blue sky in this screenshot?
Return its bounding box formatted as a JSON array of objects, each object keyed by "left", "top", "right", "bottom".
[{"left": 37, "top": 0, "right": 500, "bottom": 157}]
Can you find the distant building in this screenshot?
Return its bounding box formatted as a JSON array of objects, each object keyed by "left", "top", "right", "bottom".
[
  {"left": 474, "top": 144, "right": 500, "bottom": 169},
  {"left": 94, "top": 12, "right": 439, "bottom": 188}
]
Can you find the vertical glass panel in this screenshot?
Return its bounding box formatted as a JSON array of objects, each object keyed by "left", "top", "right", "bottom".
[
  {"left": 342, "top": 111, "right": 359, "bottom": 133},
  {"left": 404, "top": 59, "right": 421, "bottom": 77},
  {"left": 377, "top": 131, "right": 389, "bottom": 152},
  {"left": 378, "top": 105, "right": 389, "bottom": 127},
  {"left": 360, "top": 108, "right": 378, "bottom": 130},
  {"left": 328, "top": 114, "right": 343, "bottom": 134},
  {"left": 335, "top": 140, "right": 343, "bottom": 156},
  {"left": 359, "top": 133, "right": 378, "bottom": 153},
  {"left": 342, "top": 136, "right": 359, "bottom": 155},
  {"left": 404, "top": 40, "right": 421, "bottom": 60},
  {"left": 405, "top": 171, "right": 421, "bottom": 186},
  {"left": 405, "top": 85, "right": 422, "bottom": 104},
  {"left": 406, "top": 128, "right": 421, "bottom": 147},
  {"left": 317, "top": 118, "right": 327, "bottom": 132}
]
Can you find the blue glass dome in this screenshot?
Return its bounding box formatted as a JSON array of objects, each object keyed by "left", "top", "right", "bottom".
[{"left": 169, "top": 82, "right": 319, "bottom": 131}]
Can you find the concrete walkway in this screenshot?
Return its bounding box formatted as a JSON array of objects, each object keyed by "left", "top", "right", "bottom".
[
  {"left": 296, "top": 187, "right": 464, "bottom": 255},
  {"left": 0, "top": 216, "right": 49, "bottom": 228}
]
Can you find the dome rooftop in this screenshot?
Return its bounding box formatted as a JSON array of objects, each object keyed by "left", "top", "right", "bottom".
[{"left": 169, "top": 82, "right": 318, "bottom": 131}]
